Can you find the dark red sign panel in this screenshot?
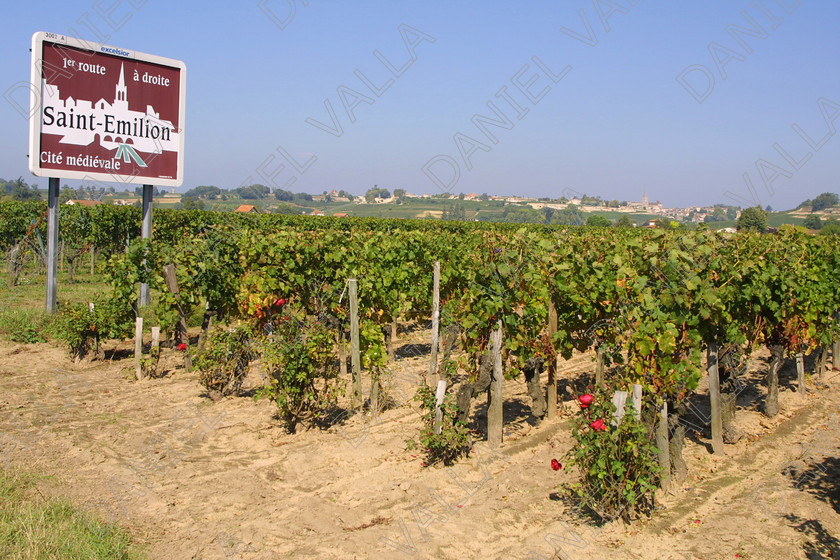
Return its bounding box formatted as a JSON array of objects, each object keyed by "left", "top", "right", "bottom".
[{"left": 29, "top": 32, "right": 186, "bottom": 186}]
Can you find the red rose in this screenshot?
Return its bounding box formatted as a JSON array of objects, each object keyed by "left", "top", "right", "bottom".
[
  {"left": 551, "top": 458, "right": 562, "bottom": 471},
  {"left": 579, "top": 394, "right": 594, "bottom": 408},
  {"left": 590, "top": 419, "right": 607, "bottom": 431},
  {"left": 177, "top": 343, "right": 187, "bottom": 351}
]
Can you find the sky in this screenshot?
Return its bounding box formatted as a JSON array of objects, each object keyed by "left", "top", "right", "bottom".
[{"left": 2, "top": 0, "right": 839, "bottom": 210}]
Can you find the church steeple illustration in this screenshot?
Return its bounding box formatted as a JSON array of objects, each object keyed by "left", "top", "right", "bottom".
[{"left": 115, "top": 64, "right": 127, "bottom": 104}]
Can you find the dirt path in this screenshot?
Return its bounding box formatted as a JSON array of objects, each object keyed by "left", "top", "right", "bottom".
[{"left": 1, "top": 338, "right": 839, "bottom": 559}]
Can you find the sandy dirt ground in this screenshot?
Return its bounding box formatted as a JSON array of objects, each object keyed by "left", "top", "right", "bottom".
[{"left": 1, "top": 329, "right": 840, "bottom": 560}]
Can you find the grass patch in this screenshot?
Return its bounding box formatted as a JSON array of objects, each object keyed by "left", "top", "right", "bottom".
[
  {"left": 0, "top": 309, "right": 61, "bottom": 344},
  {"left": 1, "top": 271, "right": 109, "bottom": 312},
  {"left": 0, "top": 466, "right": 147, "bottom": 559}
]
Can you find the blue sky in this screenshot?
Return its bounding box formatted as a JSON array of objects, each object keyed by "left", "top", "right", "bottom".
[{"left": 2, "top": 0, "right": 839, "bottom": 209}]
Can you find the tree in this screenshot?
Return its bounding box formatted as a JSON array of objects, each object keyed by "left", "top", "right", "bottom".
[
  {"left": 274, "top": 189, "right": 294, "bottom": 201},
  {"left": 235, "top": 184, "right": 270, "bottom": 199},
  {"left": 134, "top": 185, "right": 163, "bottom": 196},
  {"left": 586, "top": 214, "right": 611, "bottom": 227},
  {"left": 614, "top": 214, "right": 634, "bottom": 228},
  {"left": 810, "top": 192, "right": 838, "bottom": 212},
  {"left": 542, "top": 207, "right": 555, "bottom": 223},
  {"left": 9, "top": 177, "right": 41, "bottom": 201},
  {"left": 820, "top": 219, "right": 840, "bottom": 236},
  {"left": 442, "top": 203, "right": 466, "bottom": 220},
  {"left": 803, "top": 214, "right": 823, "bottom": 230},
  {"left": 182, "top": 197, "right": 205, "bottom": 211},
  {"left": 479, "top": 193, "right": 489, "bottom": 201},
  {"left": 182, "top": 185, "right": 221, "bottom": 199},
  {"left": 704, "top": 207, "right": 728, "bottom": 223},
  {"left": 549, "top": 204, "right": 584, "bottom": 226},
  {"left": 737, "top": 206, "right": 768, "bottom": 233},
  {"left": 59, "top": 186, "right": 76, "bottom": 204},
  {"left": 365, "top": 187, "right": 390, "bottom": 202}
]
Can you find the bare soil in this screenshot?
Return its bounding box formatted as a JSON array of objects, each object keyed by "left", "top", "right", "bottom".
[{"left": 2, "top": 333, "right": 840, "bottom": 560}]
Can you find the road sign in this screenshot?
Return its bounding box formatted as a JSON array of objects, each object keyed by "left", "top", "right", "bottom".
[{"left": 29, "top": 32, "right": 186, "bottom": 187}]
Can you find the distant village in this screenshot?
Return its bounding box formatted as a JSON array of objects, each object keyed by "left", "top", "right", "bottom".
[
  {"left": 60, "top": 187, "right": 738, "bottom": 224},
  {"left": 304, "top": 189, "right": 740, "bottom": 224}
]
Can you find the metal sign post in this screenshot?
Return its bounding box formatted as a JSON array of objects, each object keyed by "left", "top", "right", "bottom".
[
  {"left": 45, "top": 177, "right": 59, "bottom": 313},
  {"left": 139, "top": 184, "right": 154, "bottom": 306}
]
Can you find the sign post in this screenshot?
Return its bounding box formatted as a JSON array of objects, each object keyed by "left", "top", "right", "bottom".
[
  {"left": 28, "top": 32, "right": 186, "bottom": 312},
  {"left": 139, "top": 184, "right": 154, "bottom": 306},
  {"left": 45, "top": 177, "right": 60, "bottom": 313}
]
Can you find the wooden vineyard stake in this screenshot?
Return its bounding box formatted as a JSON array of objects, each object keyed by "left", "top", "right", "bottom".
[
  {"left": 148, "top": 326, "right": 161, "bottom": 378},
  {"left": 610, "top": 390, "right": 627, "bottom": 427},
  {"left": 434, "top": 379, "right": 447, "bottom": 435},
  {"left": 834, "top": 338, "right": 840, "bottom": 371},
  {"left": 348, "top": 279, "right": 362, "bottom": 410},
  {"left": 197, "top": 301, "right": 216, "bottom": 351},
  {"left": 595, "top": 347, "right": 605, "bottom": 387},
  {"left": 338, "top": 329, "right": 348, "bottom": 379},
  {"left": 765, "top": 345, "right": 783, "bottom": 417},
  {"left": 818, "top": 346, "right": 828, "bottom": 381},
  {"left": 163, "top": 263, "right": 192, "bottom": 371},
  {"left": 796, "top": 352, "right": 806, "bottom": 393},
  {"left": 387, "top": 319, "right": 398, "bottom": 362},
  {"left": 429, "top": 261, "right": 441, "bottom": 387},
  {"left": 707, "top": 343, "right": 725, "bottom": 454},
  {"left": 631, "top": 383, "right": 642, "bottom": 420},
  {"left": 611, "top": 385, "right": 643, "bottom": 427},
  {"left": 547, "top": 301, "right": 558, "bottom": 418},
  {"left": 134, "top": 316, "right": 144, "bottom": 380},
  {"left": 488, "top": 320, "right": 504, "bottom": 448},
  {"left": 656, "top": 401, "right": 671, "bottom": 490},
  {"left": 151, "top": 327, "right": 160, "bottom": 352}
]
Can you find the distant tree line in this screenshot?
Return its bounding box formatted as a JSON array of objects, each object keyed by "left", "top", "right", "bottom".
[
  {"left": 797, "top": 192, "right": 839, "bottom": 212},
  {"left": 1, "top": 177, "right": 41, "bottom": 201}
]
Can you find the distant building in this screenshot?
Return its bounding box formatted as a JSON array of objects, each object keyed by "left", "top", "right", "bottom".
[
  {"left": 65, "top": 199, "right": 102, "bottom": 207},
  {"left": 234, "top": 204, "right": 258, "bottom": 213},
  {"left": 332, "top": 212, "right": 349, "bottom": 217}
]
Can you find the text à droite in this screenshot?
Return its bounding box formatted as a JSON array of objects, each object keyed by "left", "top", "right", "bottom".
[{"left": 136, "top": 69, "right": 170, "bottom": 87}]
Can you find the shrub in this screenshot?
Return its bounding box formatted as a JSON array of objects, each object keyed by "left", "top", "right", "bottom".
[
  {"left": 57, "top": 299, "right": 134, "bottom": 360},
  {"left": 562, "top": 387, "right": 661, "bottom": 523},
  {"left": 409, "top": 384, "right": 471, "bottom": 467},
  {"left": 194, "top": 323, "right": 257, "bottom": 397},
  {"left": 255, "top": 312, "right": 341, "bottom": 433}
]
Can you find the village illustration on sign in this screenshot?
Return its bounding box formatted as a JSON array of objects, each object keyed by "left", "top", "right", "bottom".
[{"left": 41, "top": 63, "right": 177, "bottom": 170}]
